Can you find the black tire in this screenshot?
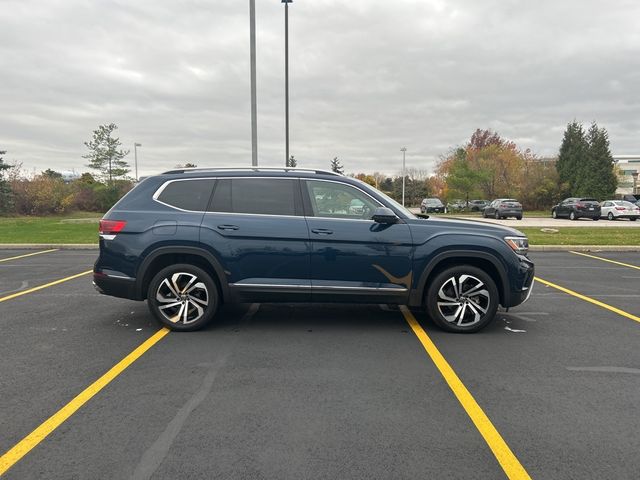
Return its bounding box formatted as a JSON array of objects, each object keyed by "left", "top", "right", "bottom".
[
  {"left": 552, "top": 209, "right": 557, "bottom": 219},
  {"left": 147, "top": 263, "right": 219, "bottom": 331},
  {"left": 607, "top": 212, "right": 614, "bottom": 221},
  {"left": 593, "top": 217, "right": 599, "bottom": 221},
  {"left": 516, "top": 216, "right": 522, "bottom": 220},
  {"left": 421, "top": 207, "right": 425, "bottom": 213},
  {"left": 569, "top": 211, "right": 577, "bottom": 221},
  {"left": 495, "top": 211, "right": 501, "bottom": 220},
  {"left": 425, "top": 265, "right": 499, "bottom": 333},
  {"left": 631, "top": 218, "right": 637, "bottom": 222}
]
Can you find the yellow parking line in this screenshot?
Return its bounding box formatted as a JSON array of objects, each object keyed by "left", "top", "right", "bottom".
[
  {"left": 0, "top": 327, "right": 170, "bottom": 476},
  {"left": 0, "top": 270, "right": 93, "bottom": 303},
  {"left": 401, "top": 306, "right": 532, "bottom": 480},
  {"left": 534, "top": 276, "right": 640, "bottom": 324},
  {"left": 0, "top": 249, "right": 59, "bottom": 263},
  {"left": 569, "top": 251, "right": 640, "bottom": 271}
]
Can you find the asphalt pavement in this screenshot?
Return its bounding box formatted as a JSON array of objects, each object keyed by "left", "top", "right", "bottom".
[{"left": 1, "top": 249, "right": 639, "bottom": 479}]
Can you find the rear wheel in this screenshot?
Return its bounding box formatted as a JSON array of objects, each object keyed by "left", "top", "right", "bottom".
[
  {"left": 147, "top": 264, "right": 219, "bottom": 331},
  {"left": 569, "top": 211, "right": 577, "bottom": 221},
  {"left": 495, "top": 211, "right": 501, "bottom": 220},
  {"left": 516, "top": 216, "right": 522, "bottom": 220},
  {"left": 426, "top": 265, "right": 499, "bottom": 333},
  {"left": 631, "top": 218, "right": 637, "bottom": 221},
  {"left": 607, "top": 212, "right": 615, "bottom": 221}
]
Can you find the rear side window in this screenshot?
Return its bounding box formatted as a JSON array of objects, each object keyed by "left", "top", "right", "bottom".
[
  {"left": 209, "top": 178, "right": 297, "bottom": 216},
  {"left": 156, "top": 179, "right": 215, "bottom": 211}
]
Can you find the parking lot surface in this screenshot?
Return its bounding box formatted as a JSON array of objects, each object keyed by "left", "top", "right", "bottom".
[{"left": 1, "top": 249, "right": 639, "bottom": 479}]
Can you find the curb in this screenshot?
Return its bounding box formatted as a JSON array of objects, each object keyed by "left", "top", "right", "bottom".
[
  {"left": 529, "top": 245, "right": 640, "bottom": 252},
  {"left": 0, "top": 244, "right": 99, "bottom": 250},
  {"left": 0, "top": 244, "right": 638, "bottom": 252}
]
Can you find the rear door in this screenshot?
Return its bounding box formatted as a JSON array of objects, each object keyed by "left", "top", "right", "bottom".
[
  {"left": 199, "top": 177, "right": 311, "bottom": 302},
  {"left": 302, "top": 179, "right": 413, "bottom": 304}
]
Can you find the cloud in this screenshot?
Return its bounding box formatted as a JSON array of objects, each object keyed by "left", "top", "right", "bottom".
[{"left": 1, "top": 0, "right": 639, "bottom": 177}]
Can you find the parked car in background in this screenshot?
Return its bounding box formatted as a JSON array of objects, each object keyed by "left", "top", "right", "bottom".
[
  {"left": 600, "top": 200, "right": 639, "bottom": 221},
  {"left": 621, "top": 194, "right": 640, "bottom": 205},
  {"left": 420, "top": 198, "right": 446, "bottom": 213},
  {"left": 469, "top": 200, "right": 490, "bottom": 212},
  {"left": 483, "top": 199, "right": 523, "bottom": 220},
  {"left": 551, "top": 198, "right": 601, "bottom": 221},
  {"left": 447, "top": 199, "right": 466, "bottom": 211}
]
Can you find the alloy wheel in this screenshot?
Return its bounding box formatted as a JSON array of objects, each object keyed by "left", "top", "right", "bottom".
[
  {"left": 436, "top": 274, "right": 490, "bottom": 327},
  {"left": 155, "top": 272, "right": 209, "bottom": 325}
]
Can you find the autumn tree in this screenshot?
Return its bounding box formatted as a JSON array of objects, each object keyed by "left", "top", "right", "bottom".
[{"left": 83, "top": 123, "right": 130, "bottom": 184}]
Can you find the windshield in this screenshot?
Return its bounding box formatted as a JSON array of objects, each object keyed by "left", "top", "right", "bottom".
[{"left": 425, "top": 199, "right": 443, "bottom": 205}]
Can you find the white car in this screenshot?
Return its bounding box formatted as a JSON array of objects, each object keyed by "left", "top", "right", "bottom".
[{"left": 600, "top": 200, "right": 640, "bottom": 221}]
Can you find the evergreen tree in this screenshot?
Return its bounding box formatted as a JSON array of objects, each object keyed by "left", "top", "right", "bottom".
[
  {"left": 578, "top": 123, "right": 617, "bottom": 199},
  {"left": 556, "top": 121, "right": 587, "bottom": 194},
  {"left": 42, "top": 168, "right": 63, "bottom": 179},
  {"left": 330, "top": 157, "right": 344, "bottom": 174},
  {"left": 0, "top": 149, "right": 14, "bottom": 214},
  {"left": 287, "top": 155, "right": 297, "bottom": 168},
  {"left": 83, "top": 123, "right": 130, "bottom": 184}
]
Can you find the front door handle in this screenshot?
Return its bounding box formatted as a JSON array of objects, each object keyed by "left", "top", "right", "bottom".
[
  {"left": 217, "top": 224, "right": 239, "bottom": 231},
  {"left": 311, "top": 228, "right": 333, "bottom": 235}
]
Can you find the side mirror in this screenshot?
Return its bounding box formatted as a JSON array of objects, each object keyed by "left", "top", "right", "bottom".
[{"left": 372, "top": 207, "right": 399, "bottom": 224}]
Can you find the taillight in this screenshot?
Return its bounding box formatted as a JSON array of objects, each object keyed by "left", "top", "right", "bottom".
[
  {"left": 576, "top": 202, "right": 585, "bottom": 208},
  {"left": 615, "top": 207, "right": 626, "bottom": 211},
  {"left": 500, "top": 203, "right": 507, "bottom": 208},
  {"left": 99, "top": 219, "right": 127, "bottom": 235}
]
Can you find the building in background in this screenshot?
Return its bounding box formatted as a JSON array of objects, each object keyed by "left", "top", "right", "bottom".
[{"left": 614, "top": 155, "right": 640, "bottom": 195}]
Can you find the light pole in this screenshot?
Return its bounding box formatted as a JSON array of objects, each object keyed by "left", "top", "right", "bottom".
[
  {"left": 250, "top": 0, "right": 258, "bottom": 166},
  {"left": 400, "top": 147, "right": 407, "bottom": 206},
  {"left": 632, "top": 171, "right": 639, "bottom": 195},
  {"left": 134, "top": 143, "right": 142, "bottom": 181},
  {"left": 282, "top": 0, "right": 292, "bottom": 166}
]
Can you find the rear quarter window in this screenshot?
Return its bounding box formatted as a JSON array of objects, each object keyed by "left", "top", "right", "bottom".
[{"left": 156, "top": 179, "right": 215, "bottom": 211}]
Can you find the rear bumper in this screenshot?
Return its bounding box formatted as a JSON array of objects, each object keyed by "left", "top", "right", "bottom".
[
  {"left": 93, "top": 272, "right": 140, "bottom": 300},
  {"left": 576, "top": 210, "right": 600, "bottom": 218}
]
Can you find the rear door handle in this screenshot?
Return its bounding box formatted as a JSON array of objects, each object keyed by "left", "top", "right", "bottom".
[
  {"left": 311, "top": 228, "right": 333, "bottom": 235},
  {"left": 217, "top": 224, "right": 239, "bottom": 231}
]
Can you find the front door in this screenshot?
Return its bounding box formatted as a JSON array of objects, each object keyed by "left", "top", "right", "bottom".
[{"left": 302, "top": 179, "right": 413, "bottom": 304}]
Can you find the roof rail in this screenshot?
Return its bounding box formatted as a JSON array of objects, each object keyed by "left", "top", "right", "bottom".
[{"left": 161, "top": 166, "right": 340, "bottom": 176}]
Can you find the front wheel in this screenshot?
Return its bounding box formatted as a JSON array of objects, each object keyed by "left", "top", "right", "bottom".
[
  {"left": 426, "top": 266, "right": 499, "bottom": 333},
  {"left": 552, "top": 209, "right": 557, "bottom": 219},
  {"left": 495, "top": 211, "right": 501, "bottom": 220},
  {"left": 147, "top": 264, "right": 219, "bottom": 331}
]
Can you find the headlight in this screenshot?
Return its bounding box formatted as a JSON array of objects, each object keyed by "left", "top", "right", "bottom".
[{"left": 504, "top": 236, "right": 529, "bottom": 255}]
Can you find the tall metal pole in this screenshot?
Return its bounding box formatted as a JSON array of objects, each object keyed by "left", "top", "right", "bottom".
[
  {"left": 401, "top": 147, "right": 407, "bottom": 206},
  {"left": 134, "top": 142, "right": 141, "bottom": 181},
  {"left": 283, "top": 0, "right": 292, "bottom": 166},
  {"left": 250, "top": 0, "right": 258, "bottom": 166}
]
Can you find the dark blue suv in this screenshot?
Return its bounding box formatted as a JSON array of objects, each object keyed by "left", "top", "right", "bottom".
[{"left": 94, "top": 167, "right": 534, "bottom": 333}]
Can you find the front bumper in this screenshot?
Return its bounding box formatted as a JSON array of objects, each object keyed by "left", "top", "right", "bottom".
[{"left": 505, "top": 257, "right": 535, "bottom": 307}]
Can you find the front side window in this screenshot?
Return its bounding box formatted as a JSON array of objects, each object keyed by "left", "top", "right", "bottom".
[
  {"left": 156, "top": 179, "right": 215, "bottom": 211},
  {"left": 209, "top": 178, "right": 296, "bottom": 216},
  {"left": 305, "top": 180, "right": 380, "bottom": 219}
]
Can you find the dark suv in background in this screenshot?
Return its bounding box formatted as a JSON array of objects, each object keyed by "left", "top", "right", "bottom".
[
  {"left": 551, "top": 198, "right": 601, "bottom": 220},
  {"left": 94, "top": 167, "right": 534, "bottom": 333}
]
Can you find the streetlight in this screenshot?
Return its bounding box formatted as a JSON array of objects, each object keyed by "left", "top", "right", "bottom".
[
  {"left": 250, "top": 0, "right": 258, "bottom": 166},
  {"left": 134, "top": 143, "right": 142, "bottom": 181},
  {"left": 400, "top": 147, "right": 407, "bottom": 206},
  {"left": 282, "top": 0, "right": 292, "bottom": 166}
]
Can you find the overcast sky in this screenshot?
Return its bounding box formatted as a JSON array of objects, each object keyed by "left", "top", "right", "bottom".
[{"left": 1, "top": 0, "right": 639, "bottom": 177}]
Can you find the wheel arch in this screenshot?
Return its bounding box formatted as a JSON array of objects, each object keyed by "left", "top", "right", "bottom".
[
  {"left": 410, "top": 250, "right": 509, "bottom": 307},
  {"left": 136, "top": 246, "right": 229, "bottom": 302}
]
